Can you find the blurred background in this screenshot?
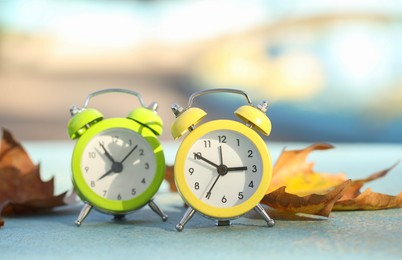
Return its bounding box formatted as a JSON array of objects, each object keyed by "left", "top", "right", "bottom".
[{"left": 0, "top": 0, "right": 401, "bottom": 142}]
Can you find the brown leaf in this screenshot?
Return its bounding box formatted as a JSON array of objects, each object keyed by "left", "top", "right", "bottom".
[
  {"left": 0, "top": 128, "right": 72, "bottom": 227},
  {"left": 1, "top": 192, "right": 69, "bottom": 216},
  {"left": 333, "top": 189, "right": 402, "bottom": 210},
  {"left": 333, "top": 163, "right": 402, "bottom": 210},
  {"left": 165, "top": 165, "right": 177, "bottom": 192},
  {"left": 0, "top": 166, "right": 54, "bottom": 204},
  {"left": 0, "top": 129, "right": 36, "bottom": 175},
  {"left": 338, "top": 163, "right": 397, "bottom": 201},
  {"left": 261, "top": 180, "right": 351, "bottom": 217}
]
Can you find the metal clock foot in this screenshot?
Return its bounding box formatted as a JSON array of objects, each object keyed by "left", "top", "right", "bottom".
[
  {"left": 113, "top": 214, "right": 126, "bottom": 221},
  {"left": 254, "top": 203, "right": 275, "bottom": 227},
  {"left": 176, "top": 207, "right": 196, "bottom": 232},
  {"left": 75, "top": 203, "right": 93, "bottom": 226},
  {"left": 216, "top": 220, "right": 231, "bottom": 226},
  {"left": 148, "top": 200, "right": 168, "bottom": 221}
]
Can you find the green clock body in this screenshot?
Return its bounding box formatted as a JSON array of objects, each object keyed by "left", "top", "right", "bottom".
[{"left": 71, "top": 118, "right": 165, "bottom": 214}]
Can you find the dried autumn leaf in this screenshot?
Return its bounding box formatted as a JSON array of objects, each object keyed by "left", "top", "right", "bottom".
[
  {"left": 261, "top": 180, "right": 351, "bottom": 217},
  {"left": 333, "top": 189, "right": 402, "bottom": 210},
  {"left": 264, "top": 144, "right": 401, "bottom": 216},
  {"left": 337, "top": 164, "right": 395, "bottom": 201},
  {"left": 0, "top": 129, "right": 72, "bottom": 227},
  {"left": 0, "top": 128, "right": 36, "bottom": 175},
  {"left": 268, "top": 143, "right": 347, "bottom": 196},
  {"left": 334, "top": 163, "right": 402, "bottom": 210},
  {"left": 260, "top": 143, "right": 352, "bottom": 216},
  {"left": 165, "top": 165, "right": 177, "bottom": 192}
]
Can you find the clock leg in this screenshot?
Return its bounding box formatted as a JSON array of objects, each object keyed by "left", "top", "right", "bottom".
[
  {"left": 176, "top": 207, "right": 196, "bottom": 232},
  {"left": 75, "top": 203, "right": 93, "bottom": 226},
  {"left": 254, "top": 203, "right": 275, "bottom": 227},
  {"left": 113, "top": 214, "right": 126, "bottom": 221},
  {"left": 216, "top": 220, "right": 231, "bottom": 226},
  {"left": 148, "top": 199, "right": 168, "bottom": 221}
]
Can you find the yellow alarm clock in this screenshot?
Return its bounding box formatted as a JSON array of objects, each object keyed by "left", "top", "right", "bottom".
[
  {"left": 67, "top": 88, "right": 167, "bottom": 226},
  {"left": 171, "top": 88, "right": 275, "bottom": 231}
]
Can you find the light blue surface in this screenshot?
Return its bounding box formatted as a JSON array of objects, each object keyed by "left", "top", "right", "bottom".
[{"left": 1, "top": 142, "right": 402, "bottom": 259}]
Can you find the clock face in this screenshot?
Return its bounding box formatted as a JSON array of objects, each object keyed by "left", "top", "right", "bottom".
[
  {"left": 184, "top": 130, "right": 263, "bottom": 208},
  {"left": 80, "top": 128, "right": 156, "bottom": 202},
  {"left": 174, "top": 120, "right": 272, "bottom": 219}
]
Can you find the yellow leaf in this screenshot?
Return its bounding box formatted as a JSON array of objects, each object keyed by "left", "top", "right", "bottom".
[{"left": 267, "top": 143, "right": 347, "bottom": 196}]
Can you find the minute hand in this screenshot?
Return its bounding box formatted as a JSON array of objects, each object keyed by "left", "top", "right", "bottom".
[
  {"left": 120, "top": 145, "right": 138, "bottom": 164},
  {"left": 226, "top": 166, "right": 248, "bottom": 172}
]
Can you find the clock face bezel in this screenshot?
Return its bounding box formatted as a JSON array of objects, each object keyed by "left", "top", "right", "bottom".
[
  {"left": 174, "top": 119, "right": 272, "bottom": 219},
  {"left": 72, "top": 118, "right": 165, "bottom": 214}
]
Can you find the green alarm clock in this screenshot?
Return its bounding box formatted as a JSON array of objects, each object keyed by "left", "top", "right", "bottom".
[{"left": 67, "top": 88, "right": 167, "bottom": 226}]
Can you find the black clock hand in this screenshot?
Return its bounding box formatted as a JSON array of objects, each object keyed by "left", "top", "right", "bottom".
[
  {"left": 97, "top": 168, "right": 114, "bottom": 181},
  {"left": 226, "top": 166, "right": 248, "bottom": 172},
  {"left": 120, "top": 145, "right": 138, "bottom": 164},
  {"left": 99, "top": 142, "right": 116, "bottom": 163},
  {"left": 205, "top": 174, "right": 221, "bottom": 199},
  {"left": 218, "top": 145, "right": 223, "bottom": 165},
  {"left": 204, "top": 147, "right": 226, "bottom": 199},
  {"left": 98, "top": 143, "right": 134, "bottom": 181},
  {"left": 193, "top": 153, "right": 219, "bottom": 168}
]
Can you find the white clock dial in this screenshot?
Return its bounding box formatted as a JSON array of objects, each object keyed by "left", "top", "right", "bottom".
[
  {"left": 184, "top": 130, "right": 263, "bottom": 208},
  {"left": 80, "top": 128, "right": 156, "bottom": 201}
]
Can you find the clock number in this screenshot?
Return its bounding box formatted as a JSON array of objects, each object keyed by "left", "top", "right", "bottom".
[
  {"left": 194, "top": 152, "right": 202, "bottom": 160},
  {"left": 248, "top": 181, "right": 254, "bottom": 188},
  {"left": 128, "top": 139, "right": 132, "bottom": 146},
  {"left": 188, "top": 168, "right": 194, "bottom": 175},
  {"left": 131, "top": 188, "right": 136, "bottom": 195},
  {"left": 139, "top": 149, "right": 144, "bottom": 156},
  {"left": 88, "top": 152, "right": 96, "bottom": 159},
  {"left": 145, "top": 162, "right": 149, "bottom": 170},
  {"left": 84, "top": 166, "right": 89, "bottom": 173},
  {"left": 252, "top": 165, "right": 257, "bottom": 173},
  {"left": 248, "top": 150, "right": 253, "bottom": 158},
  {"left": 238, "top": 192, "right": 244, "bottom": 200},
  {"left": 103, "top": 190, "right": 107, "bottom": 197},
  {"left": 90, "top": 181, "right": 95, "bottom": 187},
  {"left": 141, "top": 178, "right": 146, "bottom": 184},
  {"left": 236, "top": 139, "right": 240, "bottom": 146},
  {"left": 204, "top": 140, "right": 211, "bottom": 148},
  {"left": 194, "top": 182, "right": 200, "bottom": 190},
  {"left": 112, "top": 136, "right": 119, "bottom": 143},
  {"left": 221, "top": 195, "right": 227, "bottom": 203},
  {"left": 117, "top": 194, "right": 122, "bottom": 200},
  {"left": 218, "top": 135, "right": 226, "bottom": 143}
]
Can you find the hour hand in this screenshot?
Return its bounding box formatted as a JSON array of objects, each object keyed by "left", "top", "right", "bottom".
[
  {"left": 99, "top": 142, "right": 116, "bottom": 163},
  {"left": 193, "top": 153, "right": 219, "bottom": 168}
]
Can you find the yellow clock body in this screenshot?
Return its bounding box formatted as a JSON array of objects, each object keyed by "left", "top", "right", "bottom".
[
  {"left": 174, "top": 120, "right": 272, "bottom": 219},
  {"left": 171, "top": 88, "right": 275, "bottom": 231}
]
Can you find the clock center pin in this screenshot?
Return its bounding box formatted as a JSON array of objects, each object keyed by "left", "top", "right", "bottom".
[
  {"left": 217, "top": 164, "right": 228, "bottom": 176},
  {"left": 112, "top": 162, "right": 123, "bottom": 173}
]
